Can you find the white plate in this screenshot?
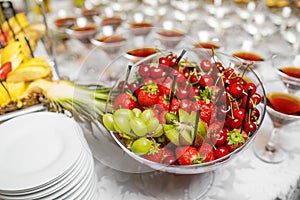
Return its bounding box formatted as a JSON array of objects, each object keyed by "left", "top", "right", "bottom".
[
  {"left": 57, "top": 157, "right": 94, "bottom": 199},
  {"left": 41, "top": 154, "right": 93, "bottom": 200},
  {"left": 0, "top": 149, "right": 88, "bottom": 200},
  {"left": 0, "top": 112, "right": 83, "bottom": 192}
]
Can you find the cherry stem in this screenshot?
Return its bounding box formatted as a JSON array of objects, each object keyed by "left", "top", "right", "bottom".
[
  {"left": 241, "top": 88, "right": 253, "bottom": 134},
  {"left": 168, "top": 74, "right": 177, "bottom": 112},
  {"left": 122, "top": 65, "right": 132, "bottom": 92},
  {"left": 25, "top": 36, "right": 34, "bottom": 58}
]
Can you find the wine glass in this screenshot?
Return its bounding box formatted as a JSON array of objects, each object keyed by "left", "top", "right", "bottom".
[
  {"left": 253, "top": 79, "right": 300, "bottom": 163},
  {"left": 125, "top": 10, "right": 155, "bottom": 48},
  {"left": 141, "top": 0, "right": 169, "bottom": 19},
  {"left": 90, "top": 31, "right": 127, "bottom": 59},
  {"left": 272, "top": 54, "right": 300, "bottom": 96},
  {"left": 169, "top": 0, "right": 201, "bottom": 29}
]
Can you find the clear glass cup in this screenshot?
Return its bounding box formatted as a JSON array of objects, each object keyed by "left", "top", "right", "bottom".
[
  {"left": 272, "top": 54, "right": 300, "bottom": 96},
  {"left": 253, "top": 79, "right": 300, "bottom": 163}
]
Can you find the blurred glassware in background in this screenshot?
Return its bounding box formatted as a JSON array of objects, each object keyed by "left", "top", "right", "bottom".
[
  {"left": 203, "top": 0, "right": 239, "bottom": 32},
  {"left": 170, "top": 0, "right": 200, "bottom": 28},
  {"left": 141, "top": 0, "right": 170, "bottom": 19}
]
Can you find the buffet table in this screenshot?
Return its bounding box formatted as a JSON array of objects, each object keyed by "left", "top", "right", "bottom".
[{"left": 7, "top": 0, "right": 300, "bottom": 199}]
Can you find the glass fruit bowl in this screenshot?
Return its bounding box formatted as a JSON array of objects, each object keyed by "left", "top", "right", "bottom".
[{"left": 100, "top": 49, "right": 267, "bottom": 174}]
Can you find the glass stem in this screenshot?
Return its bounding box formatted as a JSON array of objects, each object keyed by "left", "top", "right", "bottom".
[{"left": 265, "top": 128, "right": 279, "bottom": 153}]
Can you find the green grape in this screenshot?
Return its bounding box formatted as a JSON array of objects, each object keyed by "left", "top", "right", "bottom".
[
  {"left": 140, "top": 109, "right": 154, "bottom": 123},
  {"left": 147, "top": 117, "right": 159, "bottom": 133},
  {"left": 114, "top": 108, "right": 134, "bottom": 119},
  {"left": 130, "top": 117, "right": 148, "bottom": 137},
  {"left": 151, "top": 124, "right": 164, "bottom": 137},
  {"left": 103, "top": 113, "right": 116, "bottom": 132},
  {"left": 113, "top": 116, "right": 132, "bottom": 135},
  {"left": 131, "top": 137, "right": 152, "bottom": 155},
  {"left": 132, "top": 108, "right": 142, "bottom": 117}
]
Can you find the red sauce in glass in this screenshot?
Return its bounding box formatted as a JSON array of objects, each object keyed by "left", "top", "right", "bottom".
[
  {"left": 97, "top": 35, "right": 125, "bottom": 43},
  {"left": 127, "top": 47, "right": 157, "bottom": 57},
  {"left": 233, "top": 51, "right": 264, "bottom": 61},
  {"left": 157, "top": 29, "right": 184, "bottom": 37},
  {"left": 267, "top": 93, "right": 300, "bottom": 116},
  {"left": 72, "top": 25, "right": 96, "bottom": 32},
  {"left": 55, "top": 17, "right": 76, "bottom": 28},
  {"left": 102, "top": 16, "right": 122, "bottom": 28},
  {"left": 279, "top": 67, "right": 300, "bottom": 79},
  {"left": 194, "top": 42, "right": 220, "bottom": 49}
]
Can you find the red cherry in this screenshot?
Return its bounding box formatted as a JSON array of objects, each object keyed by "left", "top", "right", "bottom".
[
  {"left": 176, "top": 87, "right": 189, "bottom": 99},
  {"left": 199, "top": 74, "right": 214, "bottom": 87},
  {"left": 243, "top": 121, "right": 257, "bottom": 135},
  {"left": 227, "top": 83, "right": 244, "bottom": 98},
  {"left": 214, "top": 146, "right": 229, "bottom": 159},
  {"left": 149, "top": 67, "right": 164, "bottom": 78},
  {"left": 244, "top": 82, "right": 257, "bottom": 95},
  {"left": 226, "top": 116, "right": 242, "bottom": 130},
  {"left": 201, "top": 59, "right": 212, "bottom": 72},
  {"left": 211, "top": 127, "right": 229, "bottom": 146},
  {"left": 159, "top": 57, "right": 170, "bottom": 66},
  {"left": 138, "top": 64, "right": 150, "bottom": 77},
  {"left": 233, "top": 108, "right": 245, "bottom": 121},
  {"left": 190, "top": 73, "right": 199, "bottom": 84},
  {"left": 224, "top": 67, "right": 236, "bottom": 78}
]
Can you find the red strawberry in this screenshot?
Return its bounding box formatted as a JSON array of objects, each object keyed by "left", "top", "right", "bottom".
[
  {"left": 157, "top": 84, "right": 171, "bottom": 96},
  {"left": 142, "top": 143, "right": 163, "bottom": 163},
  {"left": 197, "top": 100, "right": 216, "bottom": 124},
  {"left": 198, "top": 143, "right": 215, "bottom": 162},
  {"left": 156, "top": 95, "right": 169, "bottom": 111},
  {"left": 225, "top": 129, "right": 248, "bottom": 152},
  {"left": 175, "top": 146, "right": 200, "bottom": 165},
  {"left": 114, "top": 92, "right": 137, "bottom": 110},
  {"left": 138, "top": 83, "right": 159, "bottom": 107}
]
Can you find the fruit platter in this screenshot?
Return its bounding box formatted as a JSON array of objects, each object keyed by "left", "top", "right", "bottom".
[{"left": 100, "top": 49, "right": 267, "bottom": 174}]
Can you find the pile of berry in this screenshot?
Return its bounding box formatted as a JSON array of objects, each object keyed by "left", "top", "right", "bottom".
[{"left": 103, "top": 51, "right": 263, "bottom": 166}]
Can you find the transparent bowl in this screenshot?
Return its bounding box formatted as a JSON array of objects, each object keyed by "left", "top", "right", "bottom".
[{"left": 100, "top": 49, "right": 267, "bottom": 174}]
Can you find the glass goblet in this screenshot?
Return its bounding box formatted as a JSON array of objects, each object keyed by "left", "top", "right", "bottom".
[
  {"left": 254, "top": 79, "right": 300, "bottom": 163},
  {"left": 272, "top": 54, "right": 300, "bottom": 97}
]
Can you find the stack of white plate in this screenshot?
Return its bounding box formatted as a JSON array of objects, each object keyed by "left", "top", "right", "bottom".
[{"left": 0, "top": 112, "right": 98, "bottom": 200}]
